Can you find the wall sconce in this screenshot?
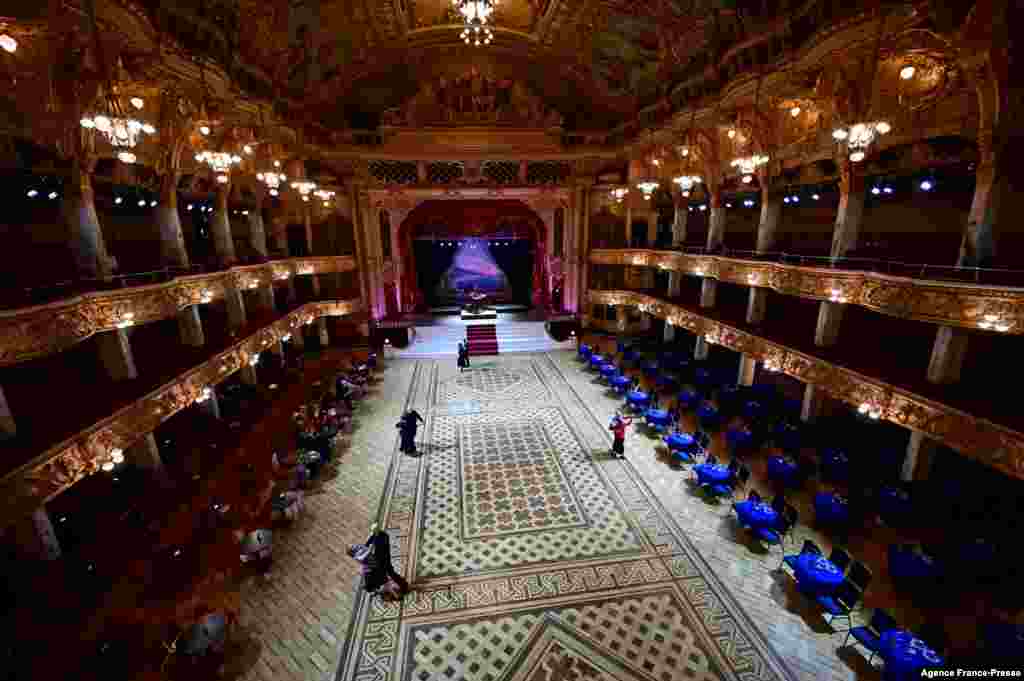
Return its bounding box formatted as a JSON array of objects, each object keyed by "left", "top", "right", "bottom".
[
  {"left": 747, "top": 273, "right": 759, "bottom": 285},
  {"left": 276, "top": 271, "right": 291, "bottom": 280},
  {"left": 102, "top": 447, "right": 125, "bottom": 472},
  {"left": 857, "top": 402, "right": 882, "bottom": 420},
  {"left": 694, "top": 267, "right": 705, "bottom": 276},
  {"left": 200, "top": 289, "right": 214, "bottom": 303},
  {"left": 248, "top": 280, "right": 259, "bottom": 289},
  {"left": 249, "top": 353, "right": 260, "bottom": 367},
  {"left": 978, "top": 314, "right": 1011, "bottom": 332},
  {"left": 116, "top": 312, "right": 135, "bottom": 329},
  {"left": 196, "top": 387, "right": 213, "bottom": 403},
  {"left": 282, "top": 333, "right": 293, "bottom": 342},
  {"left": 762, "top": 358, "right": 781, "bottom": 372},
  {"left": 829, "top": 288, "right": 848, "bottom": 304}
]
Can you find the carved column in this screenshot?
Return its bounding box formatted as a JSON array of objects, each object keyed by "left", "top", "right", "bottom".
[
  {"left": 318, "top": 317, "right": 330, "bottom": 347},
  {"left": 663, "top": 322, "right": 675, "bottom": 342},
  {"left": 815, "top": 163, "right": 865, "bottom": 346},
  {"left": 0, "top": 385, "right": 15, "bottom": 440},
  {"left": 700, "top": 182, "right": 723, "bottom": 308},
  {"left": 248, "top": 189, "right": 269, "bottom": 257},
  {"left": 225, "top": 286, "right": 248, "bottom": 331},
  {"left": 902, "top": 430, "right": 938, "bottom": 481},
  {"left": 240, "top": 364, "right": 258, "bottom": 386},
  {"left": 644, "top": 210, "right": 656, "bottom": 249},
  {"left": 625, "top": 195, "right": 634, "bottom": 248},
  {"left": 518, "top": 160, "right": 528, "bottom": 184},
  {"left": 13, "top": 507, "right": 61, "bottom": 561},
  {"left": 417, "top": 161, "right": 428, "bottom": 183},
  {"left": 198, "top": 390, "right": 221, "bottom": 420},
  {"left": 579, "top": 186, "right": 593, "bottom": 312},
  {"left": 693, "top": 336, "right": 709, "bottom": 360},
  {"left": 65, "top": 159, "right": 112, "bottom": 278},
  {"left": 155, "top": 169, "right": 190, "bottom": 268},
  {"left": 177, "top": 306, "right": 205, "bottom": 346},
  {"left": 800, "top": 383, "right": 825, "bottom": 423},
  {"left": 738, "top": 354, "right": 756, "bottom": 386},
  {"left": 96, "top": 329, "right": 138, "bottom": 381},
  {"left": 671, "top": 189, "right": 689, "bottom": 246},
  {"left": 747, "top": 183, "right": 781, "bottom": 325},
  {"left": 126, "top": 433, "right": 166, "bottom": 477},
  {"left": 210, "top": 179, "right": 237, "bottom": 266},
  {"left": 348, "top": 185, "right": 373, "bottom": 325},
  {"left": 926, "top": 325, "right": 969, "bottom": 384}
]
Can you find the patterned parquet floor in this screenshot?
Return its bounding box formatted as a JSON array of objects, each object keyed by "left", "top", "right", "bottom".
[{"left": 237, "top": 351, "right": 876, "bottom": 681}]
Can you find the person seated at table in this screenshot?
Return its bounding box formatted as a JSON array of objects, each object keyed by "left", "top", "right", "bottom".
[
  {"left": 650, "top": 391, "right": 660, "bottom": 409},
  {"left": 747, "top": 490, "right": 762, "bottom": 503},
  {"left": 727, "top": 458, "right": 740, "bottom": 478},
  {"left": 771, "top": 491, "right": 787, "bottom": 515}
]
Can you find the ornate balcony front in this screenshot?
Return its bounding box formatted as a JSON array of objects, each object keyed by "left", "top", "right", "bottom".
[
  {"left": 587, "top": 289, "right": 1024, "bottom": 482},
  {"left": 0, "top": 299, "right": 361, "bottom": 525},
  {"left": 590, "top": 249, "right": 1024, "bottom": 335},
  {"left": 0, "top": 256, "right": 358, "bottom": 367}
]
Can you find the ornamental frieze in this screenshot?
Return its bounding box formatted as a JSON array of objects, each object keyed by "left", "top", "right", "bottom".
[
  {"left": 588, "top": 289, "right": 1024, "bottom": 480},
  {"left": 0, "top": 299, "right": 362, "bottom": 528},
  {"left": 0, "top": 256, "right": 358, "bottom": 366},
  {"left": 591, "top": 249, "right": 1024, "bottom": 334}
]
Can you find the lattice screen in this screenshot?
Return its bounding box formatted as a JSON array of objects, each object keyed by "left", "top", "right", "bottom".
[
  {"left": 526, "top": 161, "right": 570, "bottom": 185},
  {"left": 427, "top": 161, "right": 464, "bottom": 184},
  {"left": 482, "top": 161, "right": 519, "bottom": 184},
  {"left": 368, "top": 161, "right": 418, "bottom": 184}
]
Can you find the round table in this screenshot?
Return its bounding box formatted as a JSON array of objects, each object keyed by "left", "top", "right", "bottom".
[
  {"left": 734, "top": 500, "right": 779, "bottom": 530},
  {"left": 600, "top": 363, "right": 619, "bottom": 379},
  {"left": 645, "top": 408, "right": 671, "bottom": 428},
  {"left": 793, "top": 553, "right": 844, "bottom": 595},
  {"left": 696, "top": 404, "right": 718, "bottom": 421},
  {"left": 579, "top": 343, "right": 592, "bottom": 358},
  {"left": 767, "top": 456, "right": 800, "bottom": 486},
  {"left": 655, "top": 374, "right": 677, "bottom": 390},
  {"left": 814, "top": 493, "right": 850, "bottom": 526},
  {"left": 665, "top": 432, "right": 695, "bottom": 451},
  {"left": 589, "top": 353, "right": 607, "bottom": 368},
  {"left": 694, "top": 463, "right": 731, "bottom": 486},
  {"left": 879, "top": 630, "right": 944, "bottom": 679},
  {"left": 678, "top": 389, "right": 699, "bottom": 408},
  {"left": 611, "top": 375, "right": 632, "bottom": 392},
  {"left": 626, "top": 391, "right": 651, "bottom": 410}
]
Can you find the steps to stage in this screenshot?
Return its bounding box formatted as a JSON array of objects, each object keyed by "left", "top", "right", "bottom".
[
  {"left": 466, "top": 324, "right": 499, "bottom": 356},
  {"left": 398, "top": 321, "right": 574, "bottom": 358}
]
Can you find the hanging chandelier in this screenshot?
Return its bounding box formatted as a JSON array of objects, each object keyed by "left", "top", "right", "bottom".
[
  {"left": 80, "top": 88, "right": 157, "bottom": 149},
  {"left": 314, "top": 189, "right": 336, "bottom": 207},
  {"left": 291, "top": 180, "right": 317, "bottom": 202},
  {"left": 195, "top": 151, "right": 242, "bottom": 182},
  {"left": 455, "top": 0, "right": 495, "bottom": 46},
  {"left": 832, "top": 122, "right": 891, "bottom": 162},
  {"left": 672, "top": 175, "right": 701, "bottom": 197},
  {"left": 609, "top": 187, "right": 628, "bottom": 204},
  {"left": 730, "top": 154, "right": 769, "bottom": 183},
  {"left": 636, "top": 180, "right": 659, "bottom": 201},
  {"left": 256, "top": 161, "right": 287, "bottom": 196}
]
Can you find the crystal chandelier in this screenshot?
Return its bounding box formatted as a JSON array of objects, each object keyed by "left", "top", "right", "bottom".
[
  {"left": 672, "top": 175, "right": 701, "bottom": 197},
  {"left": 832, "top": 122, "right": 891, "bottom": 162},
  {"left": 609, "top": 187, "right": 628, "bottom": 203},
  {"left": 195, "top": 151, "right": 242, "bottom": 183},
  {"left": 636, "top": 180, "right": 659, "bottom": 200},
  {"left": 730, "top": 154, "right": 769, "bottom": 183},
  {"left": 314, "top": 189, "right": 336, "bottom": 207},
  {"left": 80, "top": 94, "right": 157, "bottom": 149},
  {"left": 256, "top": 162, "right": 287, "bottom": 196},
  {"left": 291, "top": 180, "right": 317, "bottom": 202},
  {"left": 455, "top": 0, "right": 495, "bottom": 46}
]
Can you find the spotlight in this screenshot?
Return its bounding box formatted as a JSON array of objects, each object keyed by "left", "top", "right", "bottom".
[
  {"left": 791, "top": 196, "right": 799, "bottom": 203},
  {"left": 726, "top": 203, "right": 733, "bottom": 208},
  {"left": 790, "top": 106, "right": 801, "bottom": 117},
  {"left": 698, "top": 204, "right": 707, "bottom": 211},
  {"left": 150, "top": 200, "right": 157, "bottom": 207},
  {"left": 871, "top": 187, "right": 881, "bottom": 195},
  {"left": 114, "top": 197, "right": 123, "bottom": 204},
  {"left": 138, "top": 199, "right": 147, "bottom": 207},
  {"left": 187, "top": 204, "right": 193, "bottom": 211},
  {"left": 130, "top": 97, "right": 144, "bottom": 110},
  {"left": 784, "top": 197, "right": 791, "bottom": 204},
  {"left": 48, "top": 192, "right": 58, "bottom": 200},
  {"left": 920, "top": 180, "right": 933, "bottom": 191},
  {"left": 200, "top": 125, "right": 210, "bottom": 135},
  {"left": 743, "top": 199, "right": 754, "bottom": 207},
  {"left": 812, "top": 194, "right": 820, "bottom": 200},
  {"left": 900, "top": 65, "right": 916, "bottom": 80},
  {"left": 883, "top": 186, "right": 893, "bottom": 194},
  {"left": 0, "top": 34, "right": 17, "bottom": 53},
  {"left": 26, "top": 189, "right": 38, "bottom": 198}
]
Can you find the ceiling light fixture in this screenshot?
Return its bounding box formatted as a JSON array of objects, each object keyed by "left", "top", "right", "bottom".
[
  {"left": 833, "top": 122, "right": 891, "bottom": 162},
  {"left": 457, "top": 0, "right": 494, "bottom": 46},
  {"left": 730, "top": 154, "right": 769, "bottom": 183},
  {"left": 636, "top": 180, "right": 659, "bottom": 201},
  {"left": 727, "top": 129, "right": 736, "bottom": 139},
  {"left": 0, "top": 34, "right": 17, "bottom": 53},
  {"left": 900, "top": 65, "right": 916, "bottom": 80},
  {"left": 130, "top": 97, "right": 144, "bottom": 110},
  {"left": 790, "top": 106, "right": 801, "bottom": 117},
  {"left": 196, "top": 151, "right": 242, "bottom": 181},
  {"left": 199, "top": 125, "right": 210, "bottom": 135},
  {"left": 291, "top": 180, "right": 317, "bottom": 201},
  {"left": 256, "top": 169, "right": 287, "bottom": 192},
  {"left": 609, "top": 187, "right": 628, "bottom": 203},
  {"left": 672, "top": 175, "right": 701, "bottom": 192}
]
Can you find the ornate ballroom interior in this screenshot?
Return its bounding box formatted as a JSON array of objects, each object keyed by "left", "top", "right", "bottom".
[{"left": 0, "top": 0, "right": 1020, "bottom": 680}]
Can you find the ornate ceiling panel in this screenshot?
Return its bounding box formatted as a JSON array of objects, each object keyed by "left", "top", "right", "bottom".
[
  {"left": 590, "top": 249, "right": 1024, "bottom": 334},
  {"left": 587, "top": 289, "right": 1024, "bottom": 481}
]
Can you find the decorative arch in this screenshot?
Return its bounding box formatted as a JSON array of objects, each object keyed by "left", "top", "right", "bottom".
[{"left": 396, "top": 199, "right": 550, "bottom": 313}]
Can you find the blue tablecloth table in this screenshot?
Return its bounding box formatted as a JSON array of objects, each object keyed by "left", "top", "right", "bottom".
[
  {"left": 665, "top": 432, "right": 695, "bottom": 451},
  {"left": 578, "top": 344, "right": 592, "bottom": 359},
  {"left": 694, "top": 463, "right": 731, "bottom": 486},
  {"left": 611, "top": 375, "right": 632, "bottom": 393},
  {"left": 589, "top": 354, "right": 606, "bottom": 369},
  {"left": 726, "top": 428, "right": 752, "bottom": 452},
  {"left": 622, "top": 349, "right": 638, "bottom": 363},
  {"left": 814, "top": 493, "right": 850, "bottom": 526},
  {"left": 774, "top": 422, "right": 801, "bottom": 451},
  {"left": 696, "top": 404, "right": 720, "bottom": 427},
  {"left": 983, "top": 622, "right": 1024, "bottom": 664},
  {"left": 734, "top": 500, "right": 779, "bottom": 530},
  {"left": 879, "top": 630, "right": 943, "bottom": 680},
  {"left": 626, "top": 391, "right": 651, "bottom": 410},
  {"left": 767, "top": 455, "right": 800, "bottom": 487},
  {"left": 694, "top": 368, "right": 712, "bottom": 385},
  {"left": 678, "top": 389, "right": 699, "bottom": 409},
  {"left": 645, "top": 408, "right": 671, "bottom": 428},
  {"left": 793, "top": 553, "right": 844, "bottom": 595},
  {"left": 743, "top": 400, "right": 764, "bottom": 419},
  {"left": 600, "top": 363, "right": 619, "bottom": 380},
  {"left": 616, "top": 340, "right": 629, "bottom": 354}
]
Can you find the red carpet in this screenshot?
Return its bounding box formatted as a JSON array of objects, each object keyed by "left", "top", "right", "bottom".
[{"left": 466, "top": 324, "right": 499, "bottom": 356}]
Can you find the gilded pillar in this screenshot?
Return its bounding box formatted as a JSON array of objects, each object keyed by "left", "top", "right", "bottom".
[
  {"left": 671, "top": 190, "right": 689, "bottom": 246},
  {"left": 177, "top": 305, "right": 205, "bottom": 346},
  {"left": 96, "top": 329, "right": 138, "bottom": 381},
  {"left": 815, "top": 163, "right": 865, "bottom": 346},
  {"left": 210, "top": 180, "right": 236, "bottom": 266},
  {"left": 64, "top": 159, "right": 112, "bottom": 278},
  {"left": 738, "top": 354, "right": 756, "bottom": 386},
  {"left": 0, "top": 385, "right": 15, "bottom": 440},
  {"left": 155, "top": 169, "right": 190, "bottom": 268}
]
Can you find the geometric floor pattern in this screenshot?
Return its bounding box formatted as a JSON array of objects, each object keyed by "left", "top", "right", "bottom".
[{"left": 335, "top": 355, "right": 798, "bottom": 681}]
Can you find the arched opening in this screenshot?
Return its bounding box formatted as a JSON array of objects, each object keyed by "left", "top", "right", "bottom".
[{"left": 397, "top": 199, "right": 549, "bottom": 313}]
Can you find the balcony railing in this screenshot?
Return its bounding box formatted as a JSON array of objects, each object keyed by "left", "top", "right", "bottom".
[
  {"left": 590, "top": 249, "right": 1024, "bottom": 334},
  {"left": 0, "top": 256, "right": 359, "bottom": 367},
  {"left": 0, "top": 299, "right": 362, "bottom": 527},
  {"left": 587, "top": 289, "right": 1024, "bottom": 483}
]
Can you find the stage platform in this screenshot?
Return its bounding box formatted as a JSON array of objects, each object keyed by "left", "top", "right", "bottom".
[
  {"left": 431, "top": 303, "right": 530, "bottom": 316},
  {"left": 398, "top": 320, "right": 574, "bottom": 357},
  {"left": 460, "top": 307, "right": 497, "bottom": 321}
]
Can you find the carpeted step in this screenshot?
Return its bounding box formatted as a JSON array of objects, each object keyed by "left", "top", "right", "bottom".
[{"left": 466, "top": 324, "right": 499, "bottom": 356}]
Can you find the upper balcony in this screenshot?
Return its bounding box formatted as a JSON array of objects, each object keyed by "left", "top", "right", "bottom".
[
  {"left": 590, "top": 248, "right": 1024, "bottom": 335},
  {"left": 0, "top": 255, "right": 359, "bottom": 367}
]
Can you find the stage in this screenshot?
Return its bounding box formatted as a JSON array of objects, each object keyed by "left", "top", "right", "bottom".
[{"left": 393, "top": 311, "right": 576, "bottom": 358}]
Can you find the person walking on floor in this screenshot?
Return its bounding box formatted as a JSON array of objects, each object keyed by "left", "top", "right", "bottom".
[
  {"left": 609, "top": 411, "right": 633, "bottom": 459},
  {"left": 348, "top": 524, "right": 410, "bottom": 598},
  {"left": 457, "top": 340, "right": 469, "bottom": 372},
  {"left": 397, "top": 408, "right": 426, "bottom": 454}
]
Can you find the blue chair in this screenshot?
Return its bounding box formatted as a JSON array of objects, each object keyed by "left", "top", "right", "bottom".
[
  {"left": 843, "top": 608, "right": 898, "bottom": 664},
  {"left": 779, "top": 538, "right": 822, "bottom": 572},
  {"left": 816, "top": 580, "right": 862, "bottom": 628}
]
